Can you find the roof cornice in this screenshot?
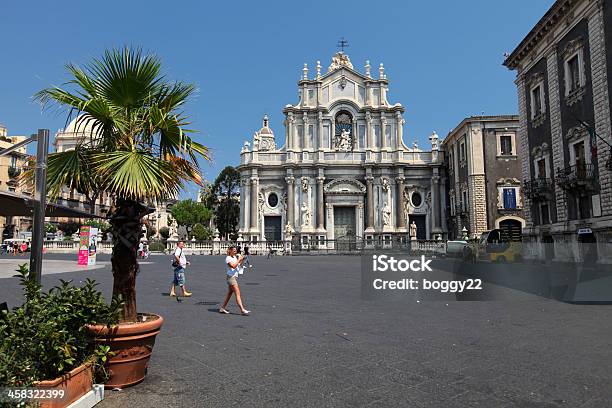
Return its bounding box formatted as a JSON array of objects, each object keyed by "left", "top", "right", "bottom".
[{"left": 503, "top": 0, "right": 576, "bottom": 70}]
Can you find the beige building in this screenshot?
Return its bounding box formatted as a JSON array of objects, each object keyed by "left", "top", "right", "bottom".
[{"left": 0, "top": 123, "right": 33, "bottom": 239}]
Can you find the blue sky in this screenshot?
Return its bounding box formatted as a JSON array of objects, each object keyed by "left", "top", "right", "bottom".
[{"left": 1, "top": 0, "right": 553, "bottom": 199}]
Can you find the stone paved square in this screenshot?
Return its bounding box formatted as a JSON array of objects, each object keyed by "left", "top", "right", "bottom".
[{"left": 1, "top": 253, "right": 611, "bottom": 407}]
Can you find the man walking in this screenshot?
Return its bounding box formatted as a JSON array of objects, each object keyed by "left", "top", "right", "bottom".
[{"left": 169, "top": 240, "right": 192, "bottom": 297}]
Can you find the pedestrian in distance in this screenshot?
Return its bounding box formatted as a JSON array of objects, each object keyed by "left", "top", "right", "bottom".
[
  {"left": 219, "top": 245, "right": 250, "bottom": 315},
  {"left": 169, "top": 240, "right": 192, "bottom": 297},
  {"left": 243, "top": 244, "right": 252, "bottom": 269}
]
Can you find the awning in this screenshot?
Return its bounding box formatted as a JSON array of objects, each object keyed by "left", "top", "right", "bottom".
[{"left": 0, "top": 190, "right": 105, "bottom": 218}]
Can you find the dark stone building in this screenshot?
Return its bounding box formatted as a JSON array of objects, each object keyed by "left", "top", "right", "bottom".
[{"left": 505, "top": 0, "right": 612, "bottom": 263}]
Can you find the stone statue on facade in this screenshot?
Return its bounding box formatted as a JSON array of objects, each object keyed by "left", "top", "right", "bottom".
[
  {"left": 336, "top": 129, "right": 351, "bottom": 152},
  {"left": 382, "top": 202, "right": 392, "bottom": 226},
  {"left": 410, "top": 221, "right": 418, "bottom": 241},
  {"left": 328, "top": 51, "right": 353, "bottom": 72},
  {"left": 284, "top": 223, "right": 294, "bottom": 239},
  {"left": 381, "top": 177, "right": 389, "bottom": 192},
  {"left": 301, "top": 202, "right": 311, "bottom": 227},
  {"left": 301, "top": 177, "right": 309, "bottom": 192}
]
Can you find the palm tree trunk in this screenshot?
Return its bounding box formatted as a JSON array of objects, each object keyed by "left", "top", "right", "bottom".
[{"left": 109, "top": 198, "right": 151, "bottom": 322}]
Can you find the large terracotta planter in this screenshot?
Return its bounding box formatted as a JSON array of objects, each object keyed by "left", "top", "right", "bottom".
[
  {"left": 34, "top": 361, "right": 94, "bottom": 408},
  {"left": 87, "top": 313, "right": 164, "bottom": 389}
]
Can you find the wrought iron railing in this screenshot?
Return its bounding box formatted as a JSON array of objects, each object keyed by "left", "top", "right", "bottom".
[
  {"left": 523, "top": 178, "right": 553, "bottom": 200},
  {"left": 556, "top": 164, "right": 599, "bottom": 192},
  {"left": 454, "top": 202, "right": 468, "bottom": 215}
]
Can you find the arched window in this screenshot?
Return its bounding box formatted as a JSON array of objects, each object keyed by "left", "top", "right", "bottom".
[{"left": 334, "top": 111, "right": 353, "bottom": 150}]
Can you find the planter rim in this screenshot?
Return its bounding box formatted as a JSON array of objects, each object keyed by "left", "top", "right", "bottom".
[
  {"left": 34, "top": 360, "right": 94, "bottom": 387},
  {"left": 87, "top": 312, "right": 164, "bottom": 338}
]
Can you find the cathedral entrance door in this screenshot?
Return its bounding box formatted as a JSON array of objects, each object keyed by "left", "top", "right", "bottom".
[
  {"left": 264, "top": 216, "right": 282, "bottom": 241},
  {"left": 334, "top": 206, "right": 356, "bottom": 250},
  {"left": 408, "top": 215, "right": 426, "bottom": 240}
]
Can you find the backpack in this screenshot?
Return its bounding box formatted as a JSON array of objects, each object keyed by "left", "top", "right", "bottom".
[{"left": 171, "top": 248, "right": 183, "bottom": 268}]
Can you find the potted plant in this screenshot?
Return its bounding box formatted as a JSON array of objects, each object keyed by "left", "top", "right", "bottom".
[
  {"left": 0, "top": 265, "right": 120, "bottom": 408},
  {"left": 32, "top": 47, "right": 209, "bottom": 388}
]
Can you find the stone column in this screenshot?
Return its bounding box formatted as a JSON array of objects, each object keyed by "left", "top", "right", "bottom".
[
  {"left": 366, "top": 176, "right": 375, "bottom": 232},
  {"left": 239, "top": 178, "right": 245, "bottom": 231},
  {"left": 303, "top": 113, "right": 310, "bottom": 150},
  {"left": 317, "top": 176, "right": 325, "bottom": 230},
  {"left": 243, "top": 178, "right": 250, "bottom": 232},
  {"left": 286, "top": 176, "right": 295, "bottom": 229},
  {"left": 396, "top": 113, "right": 404, "bottom": 150},
  {"left": 317, "top": 112, "right": 323, "bottom": 151},
  {"left": 250, "top": 176, "right": 259, "bottom": 230},
  {"left": 431, "top": 174, "right": 442, "bottom": 237},
  {"left": 366, "top": 112, "right": 373, "bottom": 150},
  {"left": 396, "top": 176, "right": 406, "bottom": 230},
  {"left": 381, "top": 116, "right": 387, "bottom": 149},
  {"left": 287, "top": 113, "right": 294, "bottom": 151}
]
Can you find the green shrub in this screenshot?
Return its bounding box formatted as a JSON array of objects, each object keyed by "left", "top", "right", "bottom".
[
  {"left": 0, "top": 265, "right": 121, "bottom": 390},
  {"left": 159, "top": 226, "right": 170, "bottom": 240},
  {"left": 148, "top": 241, "right": 166, "bottom": 252}
]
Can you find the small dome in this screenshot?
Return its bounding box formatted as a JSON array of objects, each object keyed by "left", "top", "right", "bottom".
[
  {"left": 62, "top": 115, "right": 98, "bottom": 135},
  {"left": 258, "top": 115, "right": 274, "bottom": 135}
]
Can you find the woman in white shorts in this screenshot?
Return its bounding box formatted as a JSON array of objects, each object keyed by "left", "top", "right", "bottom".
[{"left": 219, "top": 245, "right": 250, "bottom": 315}]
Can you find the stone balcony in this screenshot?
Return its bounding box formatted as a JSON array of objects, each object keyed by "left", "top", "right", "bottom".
[
  {"left": 240, "top": 149, "right": 435, "bottom": 166},
  {"left": 523, "top": 178, "right": 554, "bottom": 201},
  {"left": 556, "top": 164, "right": 599, "bottom": 193}
]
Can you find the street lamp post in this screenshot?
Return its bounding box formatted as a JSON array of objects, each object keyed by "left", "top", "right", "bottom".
[{"left": 29, "top": 129, "right": 49, "bottom": 284}]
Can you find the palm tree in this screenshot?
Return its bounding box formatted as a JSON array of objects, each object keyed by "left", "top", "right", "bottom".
[{"left": 34, "top": 47, "right": 209, "bottom": 322}]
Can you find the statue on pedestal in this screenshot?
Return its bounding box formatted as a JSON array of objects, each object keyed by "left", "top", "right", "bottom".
[
  {"left": 336, "top": 129, "right": 351, "bottom": 152},
  {"left": 301, "top": 202, "right": 311, "bottom": 227},
  {"left": 409, "top": 221, "right": 418, "bottom": 241},
  {"left": 382, "top": 202, "right": 391, "bottom": 226}
]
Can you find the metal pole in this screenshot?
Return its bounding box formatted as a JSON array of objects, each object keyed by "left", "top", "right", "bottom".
[{"left": 29, "top": 129, "right": 49, "bottom": 284}]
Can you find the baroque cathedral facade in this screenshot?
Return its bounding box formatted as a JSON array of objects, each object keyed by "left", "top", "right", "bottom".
[{"left": 238, "top": 52, "right": 447, "bottom": 245}]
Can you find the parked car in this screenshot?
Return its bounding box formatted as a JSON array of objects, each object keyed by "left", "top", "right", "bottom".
[
  {"left": 446, "top": 240, "right": 468, "bottom": 257},
  {"left": 477, "top": 229, "right": 522, "bottom": 263}
]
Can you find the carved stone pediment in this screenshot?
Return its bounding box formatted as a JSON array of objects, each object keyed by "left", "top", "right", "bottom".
[
  {"left": 565, "top": 126, "right": 588, "bottom": 142},
  {"left": 527, "top": 71, "right": 545, "bottom": 87},
  {"left": 324, "top": 179, "right": 366, "bottom": 195},
  {"left": 531, "top": 143, "right": 550, "bottom": 159},
  {"left": 496, "top": 177, "right": 521, "bottom": 186},
  {"left": 562, "top": 37, "right": 584, "bottom": 60}
]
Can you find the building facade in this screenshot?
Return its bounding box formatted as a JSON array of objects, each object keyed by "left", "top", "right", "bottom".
[
  {"left": 504, "top": 0, "right": 612, "bottom": 263},
  {"left": 0, "top": 123, "right": 33, "bottom": 239},
  {"left": 238, "top": 52, "right": 446, "bottom": 246},
  {"left": 444, "top": 116, "right": 524, "bottom": 240}
]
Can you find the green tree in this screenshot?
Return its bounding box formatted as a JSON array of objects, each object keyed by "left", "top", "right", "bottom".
[
  {"left": 159, "top": 226, "right": 170, "bottom": 240},
  {"left": 58, "top": 221, "right": 81, "bottom": 237},
  {"left": 210, "top": 166, "right": 240, "bottom": 239},
  {"left": 191, "top": 223, "right": 211, "bottom": 241},
  {"left": 45, "top": 223, "right": 57, "bottom": 234},
  {"left": 84, "top": 219, "right": 111, "bottom": 232},
  {"left": 146, "top": 225, "right": 157, "bottom": 239},
  {"left": 170, "top": 199, "right": 212, "bottom": 232},
  {"left": 33, "top": 47, "right": 209, "bottom": 322}
]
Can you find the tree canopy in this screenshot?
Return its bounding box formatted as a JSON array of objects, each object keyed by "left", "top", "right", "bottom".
[
  {"left": 209, "top": 166, "right": 240, "bottom": 239},
  {"left": 170, "top": 199, "right": 212, "bottom": 231}
]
